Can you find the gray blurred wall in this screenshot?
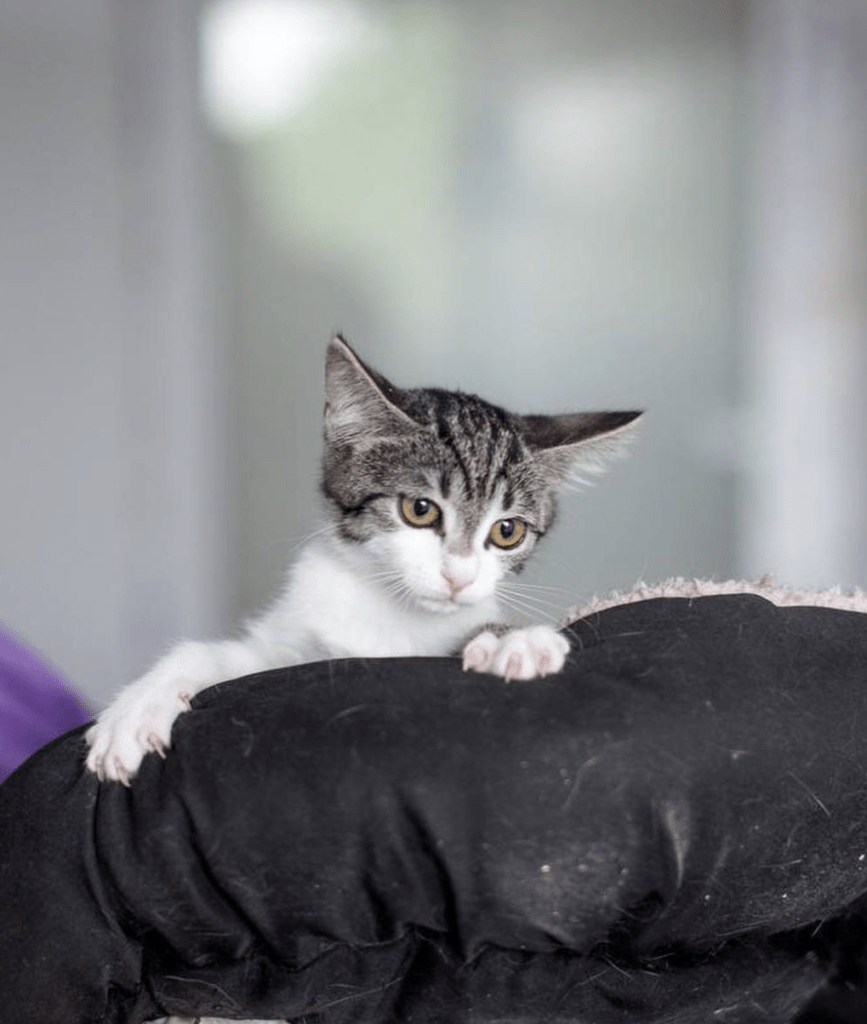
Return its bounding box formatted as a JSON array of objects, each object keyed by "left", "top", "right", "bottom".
[{"left": 0, "top": 1, "right": 230, "bottom": 703}]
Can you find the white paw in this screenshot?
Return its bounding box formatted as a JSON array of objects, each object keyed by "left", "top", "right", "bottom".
[
  {"left": 85, "top": 671, "right": 193, "bottom": 785},
  {"left": 462, "top": 625, "right": 570, "bottom": 681}
]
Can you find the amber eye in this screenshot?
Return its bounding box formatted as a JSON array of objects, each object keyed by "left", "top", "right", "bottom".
[
  {"left": 489, "top": 518, "right": 527, "bottom": 549},
  {"left": 400, "top": 496, "right": 441, "bottom": 528}
]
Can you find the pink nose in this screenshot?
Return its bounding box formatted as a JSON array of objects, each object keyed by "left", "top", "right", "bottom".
[
  {"left": 441, "top": 570, "right": 469, "bottom": 594},
  {"left": 441, "top": 555, "right": 478, "bottom": 595}
]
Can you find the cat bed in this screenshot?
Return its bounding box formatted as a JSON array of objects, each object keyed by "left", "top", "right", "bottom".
[{"left": 3, "top": 586, "right": 867, "bottom": 1024}]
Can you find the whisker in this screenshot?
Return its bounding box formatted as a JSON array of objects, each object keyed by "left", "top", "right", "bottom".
[
  {"left": 286, "top": 522, "right": 337, "bottom": 555},
  {"left": 496, "top": 591, "right": 557, "bottom": 624},
  {"left": 381, "top": 577, "right": 414, "bottom": 608},
  {"left": 500, "top": 584, "right": 564, "bottom": 611},
  {"left": 505, "top": 581, "right": 575, "bottom": 597},
  {"left": 361, "top": 565, "right": 406, "bottom": 581},
  {"left": 364, "top": 570, "right": 405, "bottom": 583},
  {"left": 499, "top": 598, "right": 559, "bottom": 620},
  {"left": 494, "top": 593, "right": 529, "bottom": 620},
  {"left": 501, "top": 592, "right": 572, "bottom": 613},
  {"left": 498, "top": 585, "right": 563, "bottom": 615},
  {"left": 498, "top": 600, "right": 551, "bottom": 625}
]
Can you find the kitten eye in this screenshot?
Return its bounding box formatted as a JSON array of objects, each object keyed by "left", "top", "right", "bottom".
[
  {"left": 400, "top": 496, "right": 441, "bottom": 528},
  {"left": 489, "top": 518, "right": 527, "bottom": 549}
]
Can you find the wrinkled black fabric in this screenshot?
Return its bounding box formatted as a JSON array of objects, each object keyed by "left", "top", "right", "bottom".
[{"left": 3, "top": 595, "right": 867, "bottom": 1023}]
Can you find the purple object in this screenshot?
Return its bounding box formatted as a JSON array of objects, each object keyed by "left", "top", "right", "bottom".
[{"left": 0, "top": 626, "right": 92, "bottom": 783}]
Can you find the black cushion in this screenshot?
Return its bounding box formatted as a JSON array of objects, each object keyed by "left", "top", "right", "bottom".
[{"left": 3, "top": 594, "right": 867, "bottom": 1023}]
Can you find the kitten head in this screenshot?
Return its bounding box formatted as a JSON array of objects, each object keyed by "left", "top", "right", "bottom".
[{"left": 321, "top": 335, "right": 641, "bottom": 615}]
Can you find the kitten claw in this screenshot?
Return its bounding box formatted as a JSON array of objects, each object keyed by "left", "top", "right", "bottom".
[
  {"left": 147, "top": 733, "right": 167, "bottom": 758},
  {"left": 114, "top": 761, "right": 131, "bottom": 788}
]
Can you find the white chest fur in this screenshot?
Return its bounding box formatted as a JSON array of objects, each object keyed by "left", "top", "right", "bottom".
[{"left": 255, "top": 539, "right": 501, "bottom": 662}]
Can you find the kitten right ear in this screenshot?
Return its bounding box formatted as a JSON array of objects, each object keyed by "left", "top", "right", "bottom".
[
  {"left": 519, "top": 410, "right": 644, "bottom": 486},
  {"left": 324, "top": 335, "right": 419, "bottom": 444}
]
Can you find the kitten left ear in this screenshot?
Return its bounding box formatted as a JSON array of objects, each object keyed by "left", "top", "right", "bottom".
[
  {"left": 519, "top": 410, "right": 644, "bottom": 485},
  {"left": 324, "top": 335, "right": 419, "bottom": 444}
]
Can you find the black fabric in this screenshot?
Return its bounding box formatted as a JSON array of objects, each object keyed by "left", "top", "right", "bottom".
[{"left": 3, "top": 594, "right": 867, "bottom": 1023}]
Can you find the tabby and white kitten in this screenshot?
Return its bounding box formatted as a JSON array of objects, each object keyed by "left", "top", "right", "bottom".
[{"left": 86, "top": 336, "right": 641, "bottom": 783}]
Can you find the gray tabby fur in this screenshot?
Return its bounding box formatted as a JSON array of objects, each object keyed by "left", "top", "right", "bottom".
[{"left": 322, "top": 335, "right": 641, "bottom": 575}]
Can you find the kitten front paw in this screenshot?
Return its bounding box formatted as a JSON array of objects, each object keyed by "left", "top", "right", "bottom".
[
  {"left": 462, "top": 625, "right": 569, "bottom": 681},
  {"left": 85, "top": 676, "right": 192, "bottom": 785}
]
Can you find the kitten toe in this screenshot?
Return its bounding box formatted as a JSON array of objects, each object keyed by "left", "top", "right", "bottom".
[
  {"left": 462, "top": 630, "right": 500, "bottom": 673},
  {"left": 463, "top": 647, "right": 485, "bottom": 671},
  {"left": 493, "top": 642, "right": 535, "bottom": 681},
  {"left": 526, "top": 625, "right": 569, "bottom": 676},
  {"left": 502, "top": 652, "right": 529, "bottom": 681},
  {"left": 534, "top": 631, "right": 570, "bottom": 675}
]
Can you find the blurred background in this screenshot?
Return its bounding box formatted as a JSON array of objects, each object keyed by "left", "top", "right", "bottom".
[{"left": 1, "top": 0, "right": 866, "bottom": 708}]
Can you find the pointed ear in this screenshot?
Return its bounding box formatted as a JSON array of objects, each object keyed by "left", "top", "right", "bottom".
[
  {"left": 324, "top": 335, "right": 419, "bottom": 444},
  {"left": 518, "top": 410, "right": 643, "bottom": 486}
]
